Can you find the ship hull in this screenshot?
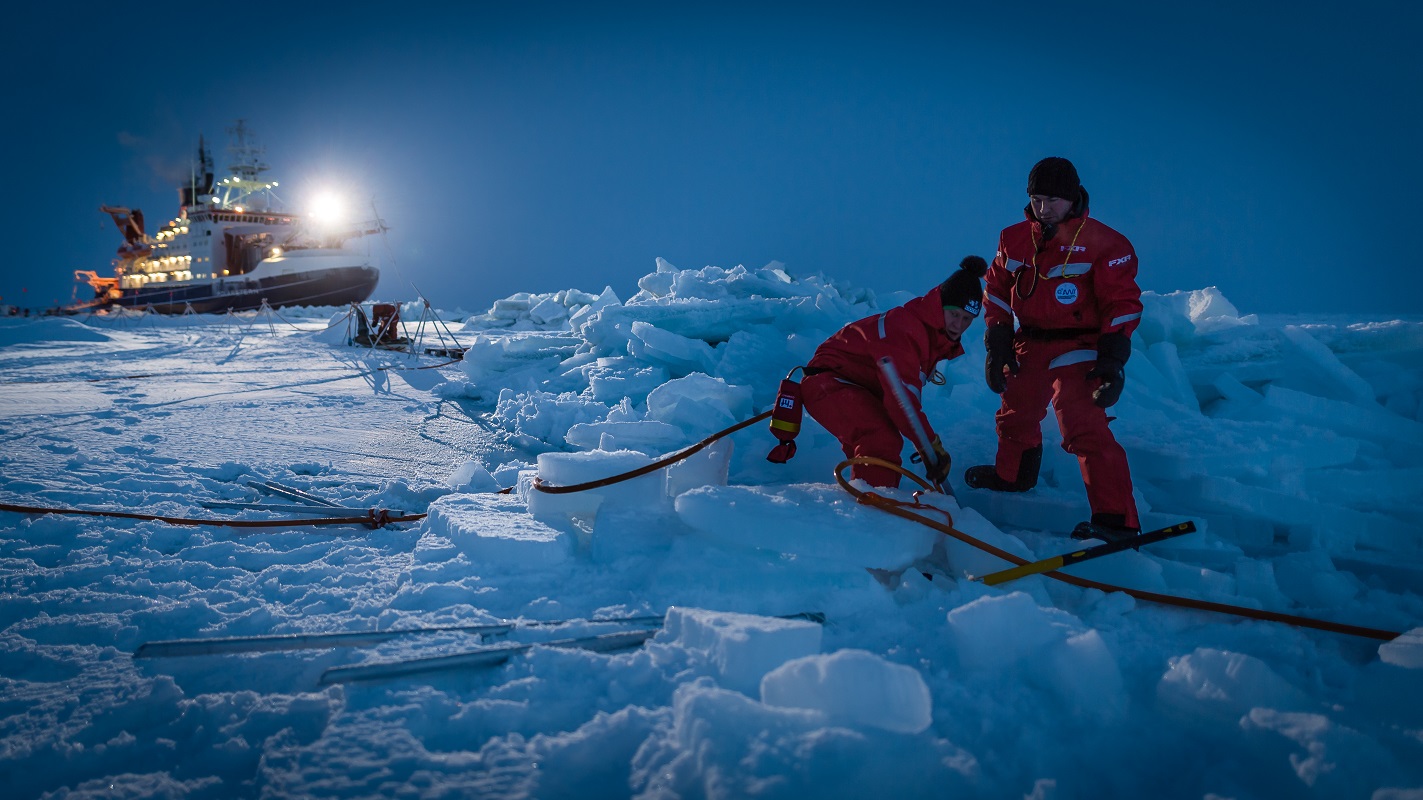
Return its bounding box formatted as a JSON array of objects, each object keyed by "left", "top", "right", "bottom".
[
  {"left": 87, "top": 251, "right": 380, "bottom": 315},
  {"left": 110, "top": 265, "right": 379, "bottom": 314}
]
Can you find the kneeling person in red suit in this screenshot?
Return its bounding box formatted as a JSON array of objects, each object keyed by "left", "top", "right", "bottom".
[{"left": 801, "top": 256, "right": 987, "bottom": 488}]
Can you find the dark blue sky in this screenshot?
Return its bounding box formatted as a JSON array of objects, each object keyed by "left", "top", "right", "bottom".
[{"left": 3, "top": 1, "right": 1419, "bottom": 315}]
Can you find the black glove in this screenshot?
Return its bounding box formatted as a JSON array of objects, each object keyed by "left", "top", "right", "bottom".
[
  {"left": 984, "top": 324, "right": 1018, "bottom": 394},
  {"left": 925, "top": 438, "right": 952, "bottom": 485},
  {"left": 1087, "top": 331, "right": 1131, "bottom": 408}
]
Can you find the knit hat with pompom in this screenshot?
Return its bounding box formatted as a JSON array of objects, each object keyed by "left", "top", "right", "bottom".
[{"left": 939, "top": 255, "right": 988, "bottom": 316}]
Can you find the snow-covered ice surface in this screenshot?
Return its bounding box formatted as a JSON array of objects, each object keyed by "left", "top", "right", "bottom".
[{"left": 1, "top": 260, "right": 1420, "bottom": 799}]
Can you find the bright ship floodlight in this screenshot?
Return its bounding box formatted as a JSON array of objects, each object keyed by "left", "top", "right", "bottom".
[{"left": 309, "top": 192, "right": 346, "bottom": 224}]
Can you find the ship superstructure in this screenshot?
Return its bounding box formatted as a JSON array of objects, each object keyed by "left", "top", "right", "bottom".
[{"left": 73, "top": 121, "right": 382, "bottom": 314}]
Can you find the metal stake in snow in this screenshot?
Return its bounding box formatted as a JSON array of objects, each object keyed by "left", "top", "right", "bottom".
[
  {"left": 134, "top": 611, "right": 827, "bottom": 660},
  {"left": 317, "top": 611, "right": 827, "bottom": 685},
  {"left": 247, "top": 480, "right": 345, "bottom": 509},
  {"left": 318, "top": 629, "right": 661, "bottom": 684},
  {"left": 876, "top": 357, "right": 945, "bottom": 493},
  {"left": 133, "top": 613, "right": 667, "bottom": 658}
]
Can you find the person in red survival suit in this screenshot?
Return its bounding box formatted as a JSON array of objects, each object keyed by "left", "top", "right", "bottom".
[
  {"left": 801, "top": 256, "right": 988, "bottom": 488},
  {"left": 963, "top": 157, "right": 1144, "bottom": 542}
]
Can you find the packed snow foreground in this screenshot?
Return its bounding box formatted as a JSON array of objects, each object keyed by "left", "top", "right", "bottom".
[{"left": 1, "top": 256, "right": 1421, "bottom": 799}]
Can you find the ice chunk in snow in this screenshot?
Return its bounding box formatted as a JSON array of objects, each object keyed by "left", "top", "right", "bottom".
[
  {"left": 929, "top": 503, "right": 1034, "bottom": 580},
  {"left": 658, "top": 607, "right": 822, "bottom": 696},
  {"left": 946, "top": 592, "right": 1126, "bottom": 720},
  {"left": 568, "top": 285, "right": 621, "bottom": 331},
  {"left": 1138, "top": 287, "right": 1251, "bottom": 345},
  {"left": 565, "top": 419, "right": 686, "bottom": 454},
  {"left": 761, "top": 649, "right": 932, "bottom": 734},
  {"left": 946, "top": 592, "right": 1082, "bottom": 672},
  {"left": 1280, "top": 325, "right": 1378, "bottom": 405},
  {"left": 528, "top": 437, "right": 733, "bottom": 541},
  {"left": 1262, "top": 384, "right": 1423, "bottom": 448},
  {"left": 447, "top": 459, "right": 500, "bottom": 492},
  {"left": 526, "top": 449, "right": 670, "bottom": 530},
  {"left": 675, "top": 483, "right": 939, "bottom": 570},
  {"left": 1157, "top": 648, "right": 1315, "bottom": 726},
  {"left": 1378, "top": 628, "right": 1423, "bottom": 669},
  {"left": 628, "top": 320, "right": 718, "bottom": 376},
  {"left": 1145, "top": 341, "right": 1201, "bottom": 413},
  {"left": 1191, "top": 474, "right": 1417, "bottom": 553},
  {"left": 1044, "top": 629, "right": 1127, "bottom": 721},
  {"left": 313, "top": 309, "right": 358, "bottom": 344},
  {"left": 491, "top": 388, "right": 611, "bottom": 448},
  {"left": 645, "top": 373, "right": 754, "bottom": 440},
  {"left": 714, "top": 327, "right": 823, "bottom": 408},
  {"left": 492, "top": 294, "right": 532, "bottom": 316},
  {"left": 1210, "top": 373, "right": 1262, "bottom": 405},
  {"left": 664, "top": 438, "right": 733, "bottom": 497},
  {"left": 636, "top": 256, "right": 680, "bottom": 297},
  {"left": 1273, "top": 550, "right": 1360, "bottom": 608},
  {"left": 424, "top": 493, "right": 574, "bottom": 568},
  {"left": 588, "top": 361, "right": 670, "bottom": 405},
  {"left": 631, "top": 680, "right": 978, "bottom": 797},
  {"left": 527, "top": 296, "right": 569, "bottom": 326}
]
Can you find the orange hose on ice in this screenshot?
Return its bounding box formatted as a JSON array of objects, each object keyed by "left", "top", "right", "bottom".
[{"left": 834, "top": 458, "right": 1401, "bottom": 642}]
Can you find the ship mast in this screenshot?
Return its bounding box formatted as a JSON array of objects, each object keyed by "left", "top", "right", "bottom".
[
  {"left": 208, "top": 120, "right": 283, "bottom": 212},
  {"left": 180, "top": 135, "right": 214, "bottom": 213}
]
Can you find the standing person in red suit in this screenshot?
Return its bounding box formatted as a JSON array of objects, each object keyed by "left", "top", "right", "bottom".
[
  {"left": 964, "top": 157, "right": 1143, "bottom": 542},
  {"left": 801, "top": 256, "right": 988, "bottom": 489}
]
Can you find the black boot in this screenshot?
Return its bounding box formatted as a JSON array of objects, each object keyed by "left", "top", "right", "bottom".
[
  {"left": 963, "top": 446, "right": 1042, "bottom": 492},
  {"left": 1070, "top": 513, "right": 1140, "bottom": 543}
]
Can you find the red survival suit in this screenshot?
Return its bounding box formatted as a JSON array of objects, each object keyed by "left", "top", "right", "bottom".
[
  {"left": 802, "top": 287, "right": 965, "bottom": 487},
  {"left": 983, "top": 205, "right": 1144, "bottom": 527}
]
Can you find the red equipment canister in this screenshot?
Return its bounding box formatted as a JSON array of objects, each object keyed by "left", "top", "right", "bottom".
[{"left": 766, "top": 368, "right": 804, "bottom": 463}]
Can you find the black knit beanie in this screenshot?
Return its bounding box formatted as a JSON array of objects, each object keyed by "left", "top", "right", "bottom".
[
  {"left": 939, "top": 255, "right": 988, "bottom": 316},
  {"left": 1026, "top": 157, "right": 1081, "bottom": 200}
]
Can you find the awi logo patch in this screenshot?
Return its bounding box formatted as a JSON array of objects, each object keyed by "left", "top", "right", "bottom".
[{"left": 1055, "top": 284, "right": 1079, "bottom": 305}]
